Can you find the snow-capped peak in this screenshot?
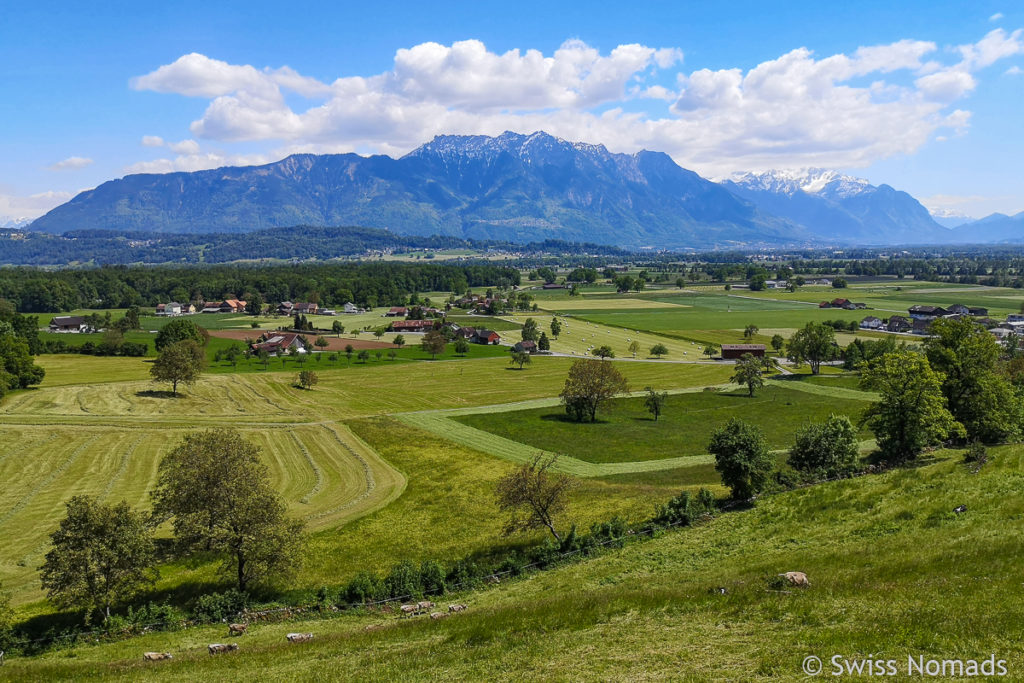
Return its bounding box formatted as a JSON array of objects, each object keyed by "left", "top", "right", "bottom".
[{"left": 726, "top": 168, "right": 872, "bottom": 198}]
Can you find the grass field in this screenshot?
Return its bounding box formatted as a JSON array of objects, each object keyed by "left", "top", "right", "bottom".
[
  {"left": 7, "top": 444, "right": 1022, "bottom": 681},
  {"left": 453, "top": 384, "right": 874, "bottom": 464}
]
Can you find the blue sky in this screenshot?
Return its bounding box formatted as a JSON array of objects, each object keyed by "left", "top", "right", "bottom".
[{"left": 1, "top": 0, "right": 1021, "bottom": 221}]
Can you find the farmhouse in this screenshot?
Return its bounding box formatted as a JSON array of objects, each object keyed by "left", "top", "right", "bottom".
[
  {"left": 512, "top": 340, "right": 538, "bottom": 354},
  {"left": 386, "top": 307, "right": 408, "bottom": 317},
  {"left": 277, "top": 301, "right": 318, "bottom": 316},
  {"left": 391, "top": 319, "right": 434, "bottom": 332},
  {"left": 887, "top": 315, "right": 911, "bottom": 333},
  {"left": 819, "top": 298, "right": 865, "bottom": 310},
  {"left": 721, "top": 343, "right": 766, "bottom": 359},
  {"left": 49, "top": 315, "right": 89, "bottom": 333},
  {"left": 859, "top": 316, "right": 884, "bottom": 330},
  {"left": 455, "top": 326, "right": 476, "bottom": 339},
  {"left": 250, "top": 333, "right": 308, "bottom": 355},
  {"left": 908, "top": 305, "right": 947, "bottom": 320},
  {"left": 968, "top": 306, "right": 989, "bottom": 316},
  {"left": 912, "top": 318, "right": 932, "bottom": 335},
  {"left": 155, "top": 302, "right": 183, "bottom": 316},
  {"left": 542, "top": 283, "right": 566, "bottom": 289},
  {"left": 473, "top": 329, "right": 501, "bottom": 345},
  {"left": 343, "top": 302, "right": 361, "bottom": 314},
  {"left": 203, "top": 299, "right": 247, "bottom": 314},
  {"left": 947, "top": 303, "right": 970, "bottom": 315}
]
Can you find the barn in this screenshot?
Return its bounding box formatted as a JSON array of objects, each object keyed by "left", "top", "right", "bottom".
[{"left": 721, "top": 343, "right": 766, "bottom": 359}]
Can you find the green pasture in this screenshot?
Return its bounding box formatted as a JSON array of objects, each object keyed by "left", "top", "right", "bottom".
[{"left": 9, "top": 445, "right": 1023, "bottom": 680}]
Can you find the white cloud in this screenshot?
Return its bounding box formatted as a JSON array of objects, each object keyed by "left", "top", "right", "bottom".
[
  {"left": 990, "top": 12, "right": 1004, "bottom": 22},
  {"left": 129, "top": 31, "right": 1023, "bottom": 177},
  {"left": 1007, "top": 65, "right": 1023, "bottom": 75},
  {"left": 0, "top": 189, "right": 74, "bottom": 219},
  {"left": 48, "top": 156, "right": 94, "bottom": 171},
  {"left": 124, "top": 150, "right": 271, "bottom": 175},
  {"left": 141, "top": 135, "right": 165, "bottom": 147}
]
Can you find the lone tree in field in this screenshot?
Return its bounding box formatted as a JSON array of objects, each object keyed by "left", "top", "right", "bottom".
[
  {"left": 770, "top": 334, "right": 785, "bottom": 354},
  {"left": 39, "top": 496, "right": 156, "bottom": 624},
  {"left": 628, "top": 340, "right": 640, "bottom": 357},
  {"left": 345, "top": 344, "right": 354, "bottom": 363},
  {"left": 454, "top": 337, "right": 470, "bottom": 355},
  {"left": 787, "top": 322, "right": 837, "bottom": 374},
  {"left": 643, "top": 386, "right": 668, "bottom": 421},
  {"left": 550, "top": 318, "right": 562, "bottom": 338},
  {"left": 393, "top": 334, "right": 406, "bottom": 348},
  {"left": 703, "top": 344, "right": 718, "bottom": 359},
  {"left": 591, "top": 345, "right": 615, "bottom": 359},
  {"left": 495, "top": 454, "right": 578, "bottom": 542},
  {"left": 538, "top": 332, "right": 550, "bottom": 351},
  {"left": 560, "top": 358, "right": 628, "bottom": 422},
  {"left": 332, "top": 321, "right": 344, "bottom": 337},
  {"left": 788, "top": 414, "right": 860, "bottom": 480},
  {"left": 297, "top": 369, "right": 319, "bottom": 390},
  {"left": 151, "top": 429, "right": 305, "bottom": 591},
  {"left": 708, "top": 418, "right": 774, "bottom": 500},
  {"left": 731, "top": 352, "right": 764, "bottom": 397},
  {"left": 421, "top": 329, "right": 446, "bottom": 359},
  {"left": 650, "top": 343, "right": 668, "bottom": 358},
  {"left": 315, "top": 336, "right": 329, "bottom": 353},
  {"left": 510, "top": 350, "right": 531, "bottom": 370},
  {"left": 743, "top": 324, "right": 759, "bottom": 340},
  {"left": 150, "top": 339, "right": 205, "bottom": 395},
  {"left": 357, "top": 349, "right": 370, "bottom": 363},
  {"left": 860, "top": 351, "right": 963, "bottom": 463},
  {"left": 154, "top": 318, "right": 206, "bottom": 352}
]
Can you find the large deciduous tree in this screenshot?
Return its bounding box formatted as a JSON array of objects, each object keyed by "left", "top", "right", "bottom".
[
  {"left": 788, "top": 414, "right": 860, "bottom": 479},
  {"left": 860, "top": 351, "right": 964, "bottom": 463},
  {"left": 560, "top": 358, "right": 628, "bottom": 422},
  {"left": 151, "top": 429, "right": 305, "bottom": 591},
  {"left": 495, "top": 454, "right": 578, "bottom": 542},
  {"left": 420, "top": 329, "right": 446, "bottom": 359},
  {"left": 0, "top": 332, "right": 45, "bottom": 398},
  {"left": 787, "top": 322, "right": 837, "bottom": 374},
  {"left": 731, "top": 352, "right": 764, "bottom": 397},
  {"left": 150, "top": 339, "right": 205, "bottom": 395},
  {"left": 154, "top": 318, "right": 207, "bottom": 352},
  {"left": 709, "top": 418, "right": 773, "bottom": 500},
  {"left": 924, "top": 317, "right": 1022, "bottom": 444},
  {"left": 39, "top": 496, "right": 156, "bottom": 623}
]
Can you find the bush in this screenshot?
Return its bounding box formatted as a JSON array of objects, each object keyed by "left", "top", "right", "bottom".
[
  {"left": 419, "top": 560, "right": 446, "bottom": 596},
  {"left": 446, "top": 559, "right": 484, "bottom": 591},
  {"left": 709, "top": 418, "right": 774, "bottom": 500},
  {"left": 344, "top": 571, "right": 382, "bottom": 605},
  {"left": 788, "top": 414, "right": 860, "bottom": 480},
  {"left": 192, "top": 589, "right": 250, "bottom": 623},
  {"left": 383, "top": 561, "right": 422, "bottom": 601},
  {"left": 104, "top": 601, "right": 187, "bottom": 636}
]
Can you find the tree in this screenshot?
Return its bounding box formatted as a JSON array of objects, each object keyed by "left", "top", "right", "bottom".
[
  {"left": 495, "top": 454, "right": 578, "bottom": 542},
  {"left": 770, "top": 334, "right": 785, "bottom": 353},
  {"left": 708, "top": 419, "right": 773, "bottom": 500},
  {"left": 420, "top": 329, "right": 446, "bottom": 359},
  {"left": 0, "top": 332, "right": 45, "bottom": 397},
  {"left": 924, "top": 317, "right": 1022, "bottom": 443},
  {"left": 560, "top": 359, "right": 628, "bottom": 422},
  {"left": 245, "top": 294, "right": 264, "bottom": 316},
  {"left": 649, "top": 343, "right": 669, "bottom": 358},
  {"left": 393, "top": 334, "right": 406, "bottom": 348},
  {"left": 345, "top": 344, "right": 354, "bottom": 363},
  {"left": 357, "top": 349, "right": 370, "bottom": 363},
  {"left": 550, "top": 318, "right": 562, "bottom": 338},
  {"left": 315, "top": 336, "right": 329, "bottom": 353},
  {"left": 297, "top": 370, "right": 319, "bottom": 390},
  {"left": 832, "top": 278, "right": 849, "bottom": 289},
  {"left": 743, "top": 324, "right": 759, "bottom": 340},
  {"left": 787, "top": 322, "right": 837, "bottom": 374},
  {"left": 510, "top": 350, "right": 531, "bottom": 369},
  {"left": 537, "top": 331, "right": 550, "bottom": 351},
  {"left": 258, "top": 348, "right": 270, "bottom": 370},
  {"left": 150, "top": 340, "right": 205, "bottom": 395},
  {"left": 643, "top": 386, "right": 667, "bottom": 421},
  {"left": 150, "top": 429, "right": 305, "bottom": 591},
  {"left": 332, "top": 321, "right": 344, "bottom": 337},
  {"left": 749, "top": 274, "right": 767, "bottom": 291},
  {"left": 373, "top": 327, "right": 386, "bottom": 340},
  {"left": 39, "top": 496, "right": 156, "bottom": 623},
  {"left": 627, "top": 340, "right": 640, "bottom": 357},
  {"left": 703, "top": 344, "right": 718, "bottom": 359},
  {"left": 123, "top": 305, "right": 141, "bottom": 330},
  {"left": 521, "top": 318, "right": 539, "bottom": 342},
  {"left": 731, "top": 353, "right": 764, "bottom": 397},
  {"left": 387, "top": 349, "right": 398, "bottom": 361},
  {"left": 788, "top": 414, "right": 860, "bottom": 479},
  {"left": 591, "top": 345, "right": 614, "bottom": 359},
  {"left": 454, "top": 337, "right": 470, "bottom": 355},
  {"left": 860, "top": 351, "right": 964, "bottom": 464},
  {"left": 155, "top": 318, "right": 206, "bottom": 352}
]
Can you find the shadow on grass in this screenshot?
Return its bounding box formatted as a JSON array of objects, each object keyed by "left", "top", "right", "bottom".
[
  {"left": 135, "top": 390, "right": 182, "bottom": 399},
  {"left": 539, "top": 413, "right": 609, "bottom": 424}
]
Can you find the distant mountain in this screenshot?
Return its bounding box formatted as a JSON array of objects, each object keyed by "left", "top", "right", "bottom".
[
  {"left": 30, "top": 132, "right": 800, "bottom": 249},
  {"left": 929, "top": 208, "right": 975, "bottom": 229},
  {"left": 0, "top": 216, "right": 32, "bottom": 230},
  {"left": 720, "top": 169, "right": 948, "bottom": 245},
  {"left": 951, "top": 212, "right": 1024, "bottom": 243}
]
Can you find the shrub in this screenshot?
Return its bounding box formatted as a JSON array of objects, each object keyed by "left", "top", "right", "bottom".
[
  {"left": 419, "top": 560, "right": 446, "bottom": 596},
  {"left": 192, "top": 589, "right": 250, "bottom": 623},
  {"left": 344, "top": 571, "right": 383, "bottom": 605},
  {"left": 384, "top": 561, "right": 422, "bottom": 601},
  {"left": 709, "top": 418, "right": 774, "bottom": 500},
  {"left": 788, "top": 414, "right": 860, "bottom": 480}
]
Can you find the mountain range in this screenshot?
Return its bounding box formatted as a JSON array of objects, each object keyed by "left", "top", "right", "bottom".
[{"left": 27, "top": 131, "right": 1020, "bottom": 248}]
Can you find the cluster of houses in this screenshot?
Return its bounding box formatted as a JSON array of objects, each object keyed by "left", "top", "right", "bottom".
[
  {"left": 859, "top": 303, "right": 1001, "bottom": 336},
  {"left": 819, "top": 297, "right": 867, "bottom": 310},
  {"left": 154, "top": 300, "right": 365, "bottom": 317},
  {"left": 250, "top": 332, "right": 308, "bottom": 355}
]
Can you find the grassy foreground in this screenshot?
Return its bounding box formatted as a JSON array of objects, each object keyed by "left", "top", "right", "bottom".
[{"left": 6, "top": 445, "right": 1021, "bottom": 680}]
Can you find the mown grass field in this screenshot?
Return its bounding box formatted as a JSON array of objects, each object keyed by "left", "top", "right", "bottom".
[
  {"left": 7, "top": 445, "right": 1022, "bottom": 681},
  {"left": 454, "top": 384, "right": 874, "bottom": 464}
]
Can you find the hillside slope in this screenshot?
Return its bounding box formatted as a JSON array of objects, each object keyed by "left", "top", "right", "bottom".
[
  {"left": 30, "top": 132, "right": 800, "bottom": 249},
  {"left": 11, "top": 446, "right": 1022, "bottom": 681}
]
